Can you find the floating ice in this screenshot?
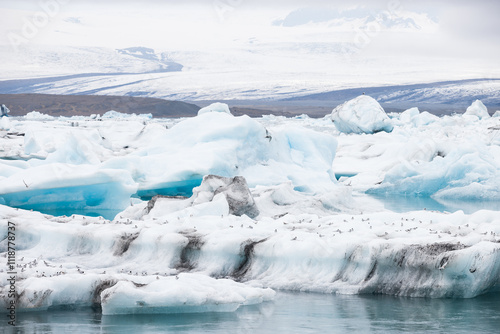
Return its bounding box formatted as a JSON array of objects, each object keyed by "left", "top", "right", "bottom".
[
  {"left": 144, "top": 175, "right": 260, "bottom": 219},
  {"left": 0, "top": 104, "right": 9, "bottom": 117},
  {"left": 191, "top": 175, "right": 259, "bottom": 218},
  {"left": 493, "top": 110, "right": 500, "bottom": 117},
  {"left": 331, "top": 95, "right": 393, "bottom": 134},
  {"left": 397, "top": 107, "right": 438, "bottom": 127},
  {"left": 0, "top": 164, "right": 137, "bottom": 213},
  {"left": 24, "top": 111, "right": 55, "bottom": 121},
  {"left": 124, "top": 112, "right": 338, "bottom": 196},
  {"left": 2, "top": 101, "right": 500, "bottom": 315},
  {"left": 367, "top": 142, "right": 500, "bottom": 200},
  {"left": 1, "top": 204, "right": 499, "bottom": 310},
  {"left": 399, "top": 107, "right": 420, "bottom": 123},
  {"left": 0, "top": 116, "right": 10, "bottom": 131},
  {"left": 0, "top": 110, "right": 339, "bottom": 215},
  {"left": 464, "top": 100, "right": 490, "bottom": 119},
  {"left": 411, "top": 111, "right": 439, "bottom": 127},
  {"left": 197, "top": 102, "right": 232, "bottom": 116},
  {"left": 101, "top": 274, "right": 275, "bottom": 315},
  {"left": 102, "top": 110, "right": 153, "bottom": 120}
]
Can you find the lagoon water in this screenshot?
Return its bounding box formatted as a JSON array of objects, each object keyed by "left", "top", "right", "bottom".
[{"left": 6, "top": 291, "right": 500, "bottom": 333}]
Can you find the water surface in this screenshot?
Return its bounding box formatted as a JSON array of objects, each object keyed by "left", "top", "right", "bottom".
[{"left": 4, "top": 291, "right": 500, "bottom": 334}]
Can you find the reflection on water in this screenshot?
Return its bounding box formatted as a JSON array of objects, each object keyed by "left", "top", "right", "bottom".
[{"left": 5, "top": 292, "right": 500, "bottom": 334}]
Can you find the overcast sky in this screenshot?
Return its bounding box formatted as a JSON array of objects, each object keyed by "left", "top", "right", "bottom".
[
  {"left": 1, "top": 0, "right": 499, "bottom": 82},
  {"left": 3, "top": 0, "right": 500, "bottom": 40}
]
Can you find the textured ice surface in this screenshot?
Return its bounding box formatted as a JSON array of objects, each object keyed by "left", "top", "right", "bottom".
[
  {"left": 101, "top": 274, "right": 274, "bottom": 315},
  {"left": 1, "top": 202, "right": 499, "bottom": 315},
  {"left": 464, "top": 100, "right": 490, "bottom": 119},
  {"left": 0, "top": 116, "right": 10, "bottom": 131},
  {"left": 0, "top": 164, "right": 137, "bottom": 213},
  {"left": 1, "top": 109, "right": 500, "bottom": 315},
  {"left": 144, "top": 174, "right": 260, "bottom": 219},
  {"left": 331, "top": 95, "right": 394, "bottom": 134},
  {"left": 0, "top": 112, "right": 338, "bottom": 215},
  {"left": 102, "top": 110, "right": 153, "bottom": 120},
  {"left": 197, "top": 102, "right": 232, "bottom": 116}
]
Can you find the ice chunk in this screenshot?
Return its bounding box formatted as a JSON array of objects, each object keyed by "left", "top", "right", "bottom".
[
  {"left": 398, "top": 108, "right": 438, "bottom": 127},
  {"left": 412, "top": 111, "right": 439, "bottom": 126},
  {"left": 0, "top": 164, "right": 137, "bottom": 213},
  {"left": 0, "top": 116, "right": 10, "bottom": 131},
  {"left": 145, "top": 175, "right": 259, "bottom": 219},
  {"left": 124, "top": 112, "right": 338, "bottom": 197},
  {"left": 101, "top": 273, "right": 275, "bottom": 315},
  {"left": 464, "top": 100, "right": 490, "bottom": 119},
  {"left": 193, "top": 175, "right": 259, "bottom": 218},
  {"left": 399, "top": 107, "right": 420, "bottom": 123},
  {"left": 9, "top": 274, "right": 113, "bottom": 311},
  {"left": 197, "top": 102, "right": 232, "bottom": 116},
  {"left": 1, "top": 204, "right": 500, "bottom": 306},
  {"left": 24, "top": 111, "right": 54, "bottom": 121},
  {"left": 331, "top": 95, "right": 393, "bottom": 134},
  {"left": 493, "top": 110, "right": 500, "bottom": 117},
  {"left": 102, "top": 110, "right": 153, "bottom": 120},
  {"left": 369, "top": 143, "right": 500, "bottom": 200},
  {"left": 0, "top": 104, "right": 9, "bottom": 116}
]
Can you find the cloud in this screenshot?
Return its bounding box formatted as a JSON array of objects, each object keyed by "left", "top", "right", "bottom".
[{"left": 439, "top": 2, "right": 500, "bottom": 42}]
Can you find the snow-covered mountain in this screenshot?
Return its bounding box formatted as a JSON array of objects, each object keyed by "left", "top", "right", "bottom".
[
  {"left": 273, "top": 6, "right": 438, "bottom": 32},
  {"left": 0, "top": 4, "right": 498, "bottom": 103}
]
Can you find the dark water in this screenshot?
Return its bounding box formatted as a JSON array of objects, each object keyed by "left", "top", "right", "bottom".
[{"left": 3, "top": 292, "right": 500, "bottom": 334}]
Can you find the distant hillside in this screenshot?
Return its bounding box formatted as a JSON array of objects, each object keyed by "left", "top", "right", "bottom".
[
  {"left": 0, "top": 94, "right": 200, "bottom": 118},
  {"left": 284, "top": 79, "right": 500, "bottom": 115}
]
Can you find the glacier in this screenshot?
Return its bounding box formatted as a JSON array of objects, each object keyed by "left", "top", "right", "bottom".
[{"left": 1, "top": 98, "right": 500, "bottom": 315}]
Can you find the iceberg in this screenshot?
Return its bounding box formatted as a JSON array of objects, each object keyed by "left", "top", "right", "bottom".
[
  {"left": 0, "top": 164, "right": 137, "bottom": 214},
  {"left": 0, "top": 116, "right": 10, "bottom": 131},
  {"left": 464, "top": 100, "right": 490, "bottom": 119},
  {"left": 2, "top": 99, "right": 500, "bottom": 317},
  {"left": 144, "top": 175, "right": 260, "bottom": 219},
  {"left": 367, "top": 141, "right": 500, "bottom": 200},
  {"left": 197, "top": 102, "right": 232, "bottom": 116},
  {"left": 101, "top": 274, "right": 275, "bottom": 315},
  {"left": 331, "top": 95, "right": 394, "bottom": 134},
  {"left": 1, "top": 203, "right": 499, "bottom": 313},
  {"left": 0, "top": 109, "right": 339, "bottom": 216},
  {"left": 398, "top": 107, "right": 439, "bottom": 127},
  {"left": 102, "top": 110, "right": 153, "bottom": 120},
  {"left": 118, "top": 111, "right": 338, "bottom": 196},
  {"left": 399, "top": 107, "right": 420, "bottom": 123},
  {"left": 0, "top": 104, "right": 9, "bottom": 117},
  {"left": 24, "top": 111, "right": 55, "bottom": 121}
]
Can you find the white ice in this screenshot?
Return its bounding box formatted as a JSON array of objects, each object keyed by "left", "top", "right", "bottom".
[
  {"left": 0, "top": 117, "right": 10, "bottom": 131},
  {"left": 331, "top": 95, "right": 394, "bottom": 134},
  {"left": 197, "top": 102, "right": 232, "bottom": 116},
  {"left": 1, "top": 101, "right": 500, "bottom": 315},
  {"left": 464, "top": 100, "right": 490, "bottom": 119}
]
